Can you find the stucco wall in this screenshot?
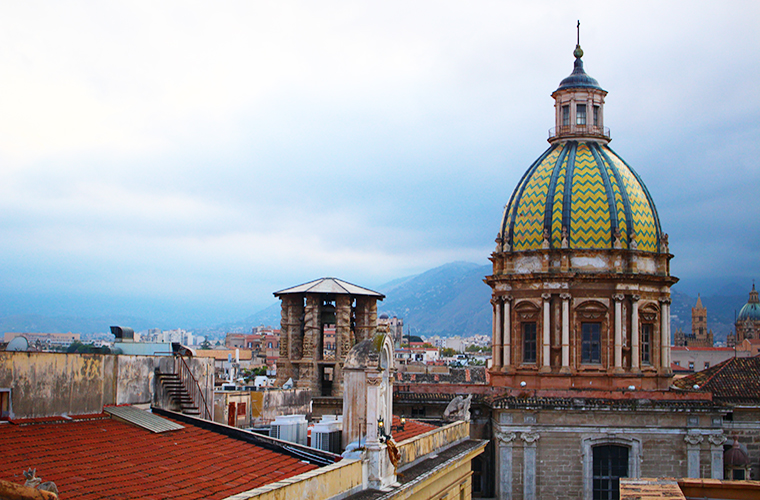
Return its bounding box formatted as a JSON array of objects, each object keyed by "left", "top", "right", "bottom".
[
  {"left": 397, "top": 420, "right": 470, "bottom": 468},
  {"left": 0, "top": 351, "right": 213, "bottom": 419}
]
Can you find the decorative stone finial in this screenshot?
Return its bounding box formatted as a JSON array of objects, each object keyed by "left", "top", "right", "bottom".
[{"left": 574, "top": 20, "right": 584, "bottom": 58}]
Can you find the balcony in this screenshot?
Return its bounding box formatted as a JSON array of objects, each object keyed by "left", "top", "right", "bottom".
[{"left": 549, "top": 125, "right": 611, "bottom": 141}]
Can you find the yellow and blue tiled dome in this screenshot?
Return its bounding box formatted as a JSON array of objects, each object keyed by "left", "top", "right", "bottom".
[
  {"left": 499, "top": 141, "right": 663, "bottom": 252},
  {"left": 738, "top": 284, "right": 760, "bottom": 322}
]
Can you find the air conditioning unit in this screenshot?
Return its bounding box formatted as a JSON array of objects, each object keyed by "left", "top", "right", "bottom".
[
  {"left": 311, "top": 419, "right": 342, "bottom": 453},
  {"left": 270, "top": 414, "right": 308, "bottom": 445}
]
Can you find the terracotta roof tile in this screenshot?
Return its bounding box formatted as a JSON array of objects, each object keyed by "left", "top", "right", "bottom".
[
  {"left": 0, "top": 414, "right": 318, "bottom": 499},
  {"left": 672, "top": 356, "right": 760, "bottom": 404},
  {"left": 390, "top": 415, "right": 437, "bottom": 442}
]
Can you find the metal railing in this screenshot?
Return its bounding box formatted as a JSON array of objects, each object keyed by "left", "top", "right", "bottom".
[
  {"left": 549, "top": 125, "right": 610, "bottom": 140},
  {"left": 174, "top": 353, "right": 212, "bottom": 420}
]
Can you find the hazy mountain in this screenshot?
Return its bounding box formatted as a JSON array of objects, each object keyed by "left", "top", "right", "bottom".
[
  {"left": 376, "top": 261, "right": 493, "bottom": 337},
  {"left": 1, "top": 263, "right": 753, "bottom": 342}
]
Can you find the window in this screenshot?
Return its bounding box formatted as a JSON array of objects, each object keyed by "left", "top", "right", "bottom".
[
  {"left": 674, "top": 361, "right": 680, "bottom": 366},
  {"left": 582, "top": 322, "right": 601, "bottom": 364},
  {"left": 576, "top": 104, "right": 587, "bottom": 125},
  {"left": 523, "top": 322, "right": 537, "bottom": 363},
  {"left": 0, "top": 390, "right": 10, "bottom": 420},
  {"left": 641, "top": 324, "right": 652, "bottom": 364},
  {"left": 593, "top": 445, "right": 629, "bottom": 500},
  {"left": 689, "top": 362, "right": 694, "bottom": 370},
  {"left": 704, "top": 362, "right": 710, "bottom": 369},
  {"left": 593, "top": 105, "right": 600, "bottom": 125},
  {"left": 562, "top": 105, "right": 570, "bottom": 127}
]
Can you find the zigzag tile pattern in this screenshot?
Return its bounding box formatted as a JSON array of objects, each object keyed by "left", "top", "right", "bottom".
[
  {"left": 602, "top": 156, "right": 629, "bottom": 249},
  {"left": 604, "top": 149, "right": 658, "bottom": 252},
  {"left": 550, "top": 153, "right": 569, "bottom": 247},
  {"left": 510, "top": 148, "right": 561, "bottom": 250},
  {"left": 500, "top": 141, "right": 661, "bottom": 253},
  {"left": 570, "top": 143, "right": 611, "bottom": 248}
]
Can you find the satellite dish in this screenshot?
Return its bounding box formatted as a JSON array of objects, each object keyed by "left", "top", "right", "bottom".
[
  {"left": 7, "top": 336, "right": 30, "bottom": 352},
  {"left": 282, "top": 378, "right": 294, "bottom": 390}
]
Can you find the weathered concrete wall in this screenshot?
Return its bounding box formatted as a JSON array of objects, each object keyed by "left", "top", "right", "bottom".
[
  {"left": 252, "top": 389, "right": 311, "bottom": 424},
  {"left": 0, "top": 352, "right": 114, "bottom": 418},
  {"left": 0, "top": 352, "right": 213, "bottom": 419}
]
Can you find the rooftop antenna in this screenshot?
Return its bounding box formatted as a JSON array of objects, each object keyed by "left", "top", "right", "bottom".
[{"left": 577, "top": 20, "right": 580, "bottom": 46}]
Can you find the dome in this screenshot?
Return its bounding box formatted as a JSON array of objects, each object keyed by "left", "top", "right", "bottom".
[
  {"left": 737, "top": 284, "right": 760, "bottom": 322},
  {"left": 556, "top": 50, "right": 603, "bottom": 92},
  {"left": 499, "top": 141, "right": 663, "bottom": 252},
  {"left": 724, "top": 440, "right": 750, "bottom": 467}
]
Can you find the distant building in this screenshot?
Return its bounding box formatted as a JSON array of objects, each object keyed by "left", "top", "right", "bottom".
[
  {"left": 727, "top": 283, "right": 760, "bottom": 347},
  {"left": 3, "top": 332, "right": 80, "bottom": 350},
  {"left": 674, "top": 295, "right": 714, "bottom": 347},
  {"left": 378, "top": 313, "right": 404, "bottom": 347},
  {"left": 670, "top": 346, "right": 751, "bottom": 374}
]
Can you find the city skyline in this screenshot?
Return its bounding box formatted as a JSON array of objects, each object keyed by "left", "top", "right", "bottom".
[{"left": 1, "top": 2, "right": 758, "bottom": 327}]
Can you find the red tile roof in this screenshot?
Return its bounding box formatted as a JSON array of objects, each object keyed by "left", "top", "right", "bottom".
[
  {"left": 672, "top": 356, "right": 760, "bottom": 404},
  {"left": 0, "top": 413, "right": 318, "bottom": 499},
  {"left": 390, "top": 415, "right": 437, "bottom": 442}
]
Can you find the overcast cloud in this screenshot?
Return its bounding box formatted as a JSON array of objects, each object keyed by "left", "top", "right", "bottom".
[{"left": 1, "top": 1, "right": 758, "bottom": 326}]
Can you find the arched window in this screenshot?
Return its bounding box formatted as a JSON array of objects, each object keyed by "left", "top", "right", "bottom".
[
  {"left": 582, "top": 437, "right": 640, "bottom": 500},
  {"left": 593, "top": 445, "right": 628, "bottom": 499}
]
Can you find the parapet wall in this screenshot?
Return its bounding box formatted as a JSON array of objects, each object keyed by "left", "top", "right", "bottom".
[
  {"left": 0, "top": 351, "right": 213, "bottom": 419},
  {"left": 396, "top": 420, "right": 470, "bottom": 468}
]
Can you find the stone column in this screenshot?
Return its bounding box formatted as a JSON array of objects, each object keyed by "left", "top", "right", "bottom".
[
  {"left": 613, "top": 294, "right": 625, "bottom": 372},
  {"left": 709, "top": 434, "right": 727, "bottom": 479},
  {"left": 661, "top": 299, "right": 672, "bottom": 371},
  {"left": 503, "top": 296, "right": 513, "bottom": 368},
  {"left": 560, "top": 293, "right": 571, "bottom": 373},
  {"left": 492, "top": 297, "right": 502, "bottom": 369},
  {"left": 685, "top": 433, "right": 704, "bottom": 478},
  {"left": 522, "top": 432, "right": 540, "bottom": 500},
  {"left": 333, "top": 294, "right": 352, "bottom": 397},
  {"left": 495, "top": 431, "right": 517, "bottom": 500},
  {"left": 541, "top": 294, "right": 551, "bottom": 372},
  {"left": 631, "top": 295, "right": 640, "bottom": 371}
]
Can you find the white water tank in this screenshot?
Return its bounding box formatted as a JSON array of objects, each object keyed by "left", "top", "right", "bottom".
[{"left": 270, "top": 414, "right": 308, "bottom": 445}]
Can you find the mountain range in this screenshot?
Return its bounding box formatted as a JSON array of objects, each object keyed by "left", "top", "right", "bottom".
[{"left": 0, "top": 262, "right": 753, "bottom": 343}]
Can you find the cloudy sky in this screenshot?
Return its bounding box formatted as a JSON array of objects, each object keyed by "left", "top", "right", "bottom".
[{"left": 1, "top": 1, "right": 758, "bottom": 327}]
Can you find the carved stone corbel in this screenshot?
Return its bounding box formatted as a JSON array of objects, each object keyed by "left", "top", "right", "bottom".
[
  {"left": 521, "top": 432, "right": 540, "bottom": 444},
  {"left": 684, "top": 434, "right": 704, "bottom": 445},
  {"left": 494, "top": 431, "right": 517, "bottom": 444},
  {"left": 708, "top": 434, "right": 727, "bottom": 447}
]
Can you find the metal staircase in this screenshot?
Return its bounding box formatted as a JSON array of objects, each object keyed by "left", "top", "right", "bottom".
[{"left": 156, "top": 354, "right": 211, "bottom": 419}]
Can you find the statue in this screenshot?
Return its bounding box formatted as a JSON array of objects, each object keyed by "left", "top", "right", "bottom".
[
  {"left": 443, "top": 394, "right": 472, "bottom": 422},
  {"left": 561, "top": 226, "right": 569, "bottom": 249},
  {"left": 23, "top": 468, "right": 59, "bottom": 497}
]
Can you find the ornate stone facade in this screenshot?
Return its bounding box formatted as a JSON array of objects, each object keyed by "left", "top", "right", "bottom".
[
  {"left": 274, "top": 278, "right": 384, "bottom": 397},
  {"left": 486, "top": 40, "right": 676, "bottom": 392},
  {"left": 484, "top": 36, "right": 725, "bottom": 500}
]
